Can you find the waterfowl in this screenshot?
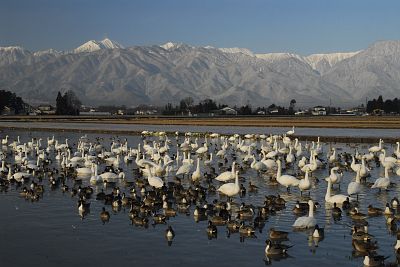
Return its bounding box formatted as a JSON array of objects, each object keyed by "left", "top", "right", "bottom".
[
  {"left": 265, "top": 239, "right": 291, "bottom": 256},
  {"left": 165, "top": 225, "right": 175, "bottom": 240},
  {"left": 298, "top": 168, "right": 311, "bottom": 195},
  {"left": 206, "top": 220, "right": 217, "bottom": 237},
  {"left": 100, "top": 207, "right": 110, "bottom": 223},
  {"left": 269, "top": 228, "right": 289, "bottom": 240},
  {"left": 312, "top": 224, "right": 324, "bottom": 239},
  {"left": 239, "top": 221, "right": 255, "bottom": 236},
  {"left": 371, "top": 165, "right": 390, "bottom": 191},
  {"left": 332, "top": 202, "right": 342, "bottom": 216},
  {"left": 215, "top": 162, "right": 236, "bottom": 182},
  {"left": 363, "top": 254, "right": 388, "bottom": 267},
  {"left": 367, "top": 205, "right": 383, "bottom": 216},
  {"left": 217, "top": 171, "right": 240, "bottom": 198},
  {"left": 292, "top": 200, "right": 317, "bottom": 229},
  {"left": 325, "top": 179, "right": 353, "bottom": 205},
  {"left": 347, "top": 168, "right": 362, "bottom": 199},
  {"left": 276, "top": 159, "right": 300, "bottom": 191}
]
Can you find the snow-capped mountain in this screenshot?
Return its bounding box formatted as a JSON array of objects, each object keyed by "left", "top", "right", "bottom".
[
  {"left": 218, "top": 47, "right": 254, "bottom": 57},
  {"left": 0, "top": 39, "right": 399, "bottom": 107},
  {"left": 74, "top": 38, "right": 123, "bottom": 53}
]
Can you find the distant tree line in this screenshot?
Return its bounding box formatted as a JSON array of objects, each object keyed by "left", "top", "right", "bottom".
[
  {"left": 162, "top": 97, "right": 298, "bottom": 115},
  {"left": 0, "top": 90, "right": 25, "bottom": 114},
  {"left": 56, "top": 90, "right": 81, "bottom": 115},
  {"left": 366, "top": 95, "right": 400, "bottom": 114}
]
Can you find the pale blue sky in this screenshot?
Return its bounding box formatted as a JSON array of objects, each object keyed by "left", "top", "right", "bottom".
[{"left": 1, "top": 0, "right": 400, "bottom": 55}]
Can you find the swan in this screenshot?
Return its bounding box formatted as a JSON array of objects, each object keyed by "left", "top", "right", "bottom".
[
  {"left": 298, "top": 169, "right": 311, "bottom": 195},
  {"left": 292, "top": 200, "right": 317, "bottom": 229},
  {"left": 251, "top": 155, "right": 265, "bottom": 172},
  {"left": 325, "top": 167, "right": 341, "bottom": 185},
  {"left": 1, "top": 135, "right": 8, "bottom": 145},
  {"left": 347, "top": 169, "right": 362, "bottom": 198},
  {"left": 327, "top": 148, "right": 335, "bottom": 163},
  {"left": 286, "top": 146, "right": 295, "bottom": 164},
  {"left": 371, "top": 165, "right": 390, "bottom": 190},
  {"left": 379, "top": 149, "right": 397, "bottom": 164},
  {"left": 76, "top": 164, "right": 93, "bottom": 176},
  {"left": 0, "top": 161, "right": 8, "bottom": 173},
  {"left": 286, "top": 126, "right": 295, "bottom": 136},
  {"left": 100, "top": 171, "right": 125, "bottom": 180},
  {"left": 369, "top": 139, "right": 383, "bottom": 153},
  {"left": 90, "top": 164, "right": 102, "bottom": 185},
  {"left": 204, "top": 153, "right": 214, "bottom": 166},
  {"left": 276, "top": 159, "right": 300, "bottom": 191},
  {"left": 325, "top": 179, "right": 353, "bottom": 204},
  {"left": 196, "top": 143, "right": 208, "bottom": 155},
  {"left": 176, "top": 161, "right": 193, "bottom": 177},
  {"left": 191, "top": 158, "right": 202, "bottom": 182},
  {"left": 217, "top": 171, "right": 240, "bottom": 197},
  {"left": 215, "top": 161, "right": 236, "bottom": 182},
  {"left": 145, "top": 165, "right": 164, "bottom": 189}
]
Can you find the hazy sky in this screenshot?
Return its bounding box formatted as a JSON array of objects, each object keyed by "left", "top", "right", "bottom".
[{"left": 1, "top": 0, "right": 400, "bottom": 55}]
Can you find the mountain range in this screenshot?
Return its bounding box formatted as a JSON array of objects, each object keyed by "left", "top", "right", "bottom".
[{"left": 0, "top": 38, "right": 399, "bottom": 107}]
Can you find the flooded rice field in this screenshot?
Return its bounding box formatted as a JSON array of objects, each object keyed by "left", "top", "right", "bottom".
[
  {"left": 1, "top": 128, "right": 400, "bottom": 267},
  {"left": 1, "top": 121, "right": 400, "bottom": 138}
]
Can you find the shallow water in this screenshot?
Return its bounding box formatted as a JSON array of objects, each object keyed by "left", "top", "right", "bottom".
[
  {"left": 0, "top": 129, "right": 399, "bottom": 267},
  {"left": 1, "top": 121, "right": 400, "bottom": 138}
]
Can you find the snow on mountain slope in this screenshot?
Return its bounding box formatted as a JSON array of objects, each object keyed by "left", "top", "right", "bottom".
[
  {"left": 218, "top": 47, "right": 254, "bottom": 57},
  {"left": 74, "top": 38, "right": 123, "bottom": 53},
  {"left": 255, "top": 53, "right": 305, "bottom": 63},
  {"left": 305, "top": 51, "right": 361, "bottom": 74}
]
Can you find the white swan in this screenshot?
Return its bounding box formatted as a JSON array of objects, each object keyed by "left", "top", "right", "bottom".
[
  {"left": 276, "top": 159, "right": 300, "bottom": 190},
  {"left": 292, "top": 200, "right": 317, "bottom": 229},
  {"left": 286, "top": 126, "right": 295, "bottom": 135},
  {"left": 90, "top": 164, "right": 102, "bottom": 185},
  {"left": 217, "top": 171, "right": 240, "bottom": 197},
  {"left": 369, "top": 139, "right": 383, "bottom": 153},
  {"left": 298, "top": 169, "right": 311, "bottom": 195},
  {"left": 371, "top": 165, "right": 390, "bottom": 190},
  {"left": 325, "top": 179, "right": 353, "bottom": 204},
  {"left": 347, "top": 169, "right": 362, "bottom": 198},
  {"left": 324, "top": 167, "right": 341, "bottom": 186},
  {"left": 146, "top": 165, "right": 164, "bottom": 189},
  {"left": 215, "top": 161, "right": 236, "bottom": 182},
  {"left": 191, "top": 158, "right": 202, "bottom": 182},
  {"left": 100, "top": 171, "right": 125, "bottom": 180}
]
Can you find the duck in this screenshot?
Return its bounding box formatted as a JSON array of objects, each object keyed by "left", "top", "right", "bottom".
[
  {"left": 363, "top": 254, "right": 388, "bottom": 267},
  {"left": 165, "top": 225, "right": 175, "bottom": 240},
  {"left": 292, "top": 200, "right": 317, "bottom": 229},
  {"left": 206, "top": 220, "right": 218, "bottom": 236},
  {"left": 239, "top": 222, "right": 256, "bottom": 236},
  {"left": 332, "top": 202, "right": 342, "bottom": 216},
  {"left": 367, "top": 205, "right": 383, "bottom": 216},
  {"left": 100, "top": 207, "right": 110, "bottom": 223},
  {"left": 269, "top": 228, "right": 289, "bottom": 240},
  {"left": 312, "top": 224, "right": 324, "bottom": 239},
  {"left": 265, "top": 239, "right": 291, "bottom": 256}
]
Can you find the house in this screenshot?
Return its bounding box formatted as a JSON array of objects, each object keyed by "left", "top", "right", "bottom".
[
  {"left": 219, "top": 107, "right": 237, "bottom": 115},
  {"left": 36, "top": 104, "right": 56, "bottom": 115},
  {"left": 311, "top": 106, "right": 327, "bottom": 116}
]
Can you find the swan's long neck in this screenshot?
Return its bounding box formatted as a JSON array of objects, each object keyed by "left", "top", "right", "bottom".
[
  {"left": 385, "top": 166, "right": 389, "bottom": 179},
  {"left": 196, "top": 158, "right": 200, "bottom": 172},
  {"left": 326, "top": 181, "right": 332, "bottom": 199},
  {"left": 305, "top": 170, "right": 309, "bottom": 182},
  {"left": 231, "top": 162, "right": 235, "bottom": 174},
  {"left": 277, "top": 161, "right": 281, "bottom": 179},
  {"left": 234, "top": 171, "right": 239, "bottom": 187},
  {"left": 356, "top": 169, "right": 361, "bottom": 183},
  {"left": 309, "top": 202, "right": 314, "bottom": 217}
]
